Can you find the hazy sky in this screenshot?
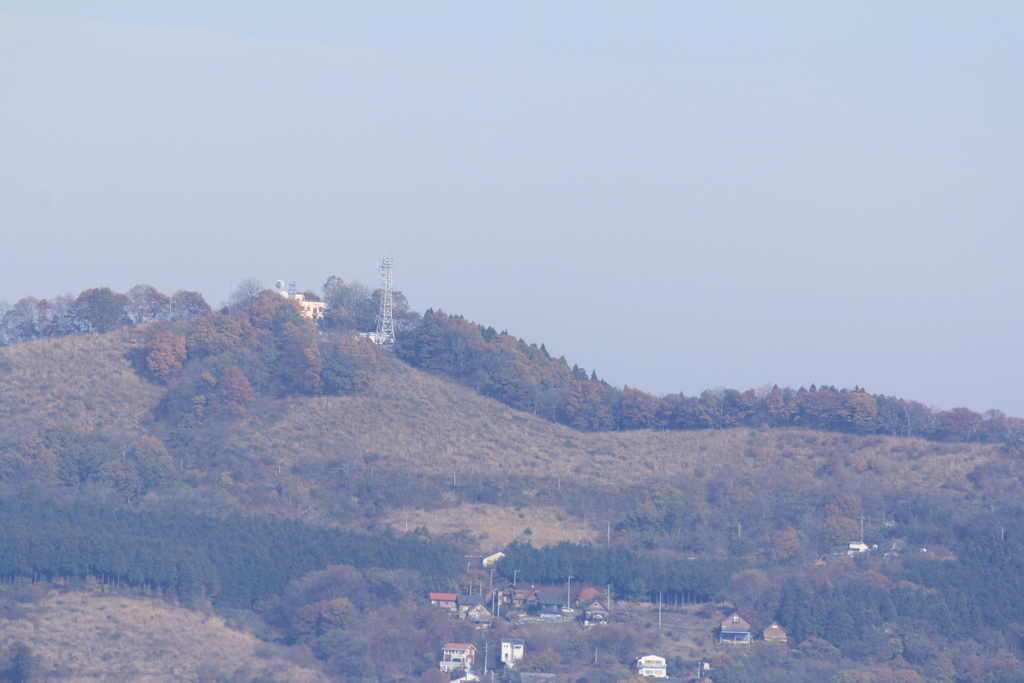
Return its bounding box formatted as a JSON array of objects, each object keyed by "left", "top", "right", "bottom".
[{"left": 2, "top": 2, "right": 1022, "bottom": 416}]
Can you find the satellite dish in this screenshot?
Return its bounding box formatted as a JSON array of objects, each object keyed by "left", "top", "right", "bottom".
[{"left": 275, "top": 280, "right": 288, "bottom": 297}]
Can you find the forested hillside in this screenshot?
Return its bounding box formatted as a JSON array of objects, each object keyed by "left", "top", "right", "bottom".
[
  {"left": 4, "top": 281, "right": 1021, "bottom": 447},
  {"left": 4, "top": 278, "right": 1024, "bottom": 682}
]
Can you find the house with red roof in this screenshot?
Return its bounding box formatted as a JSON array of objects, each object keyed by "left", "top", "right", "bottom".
[
  {"left": 430, "top": 593, "right": 459, "bottom": 612},
  {"left": 440, "top": 643, "right": 476, "bottom": 674}
]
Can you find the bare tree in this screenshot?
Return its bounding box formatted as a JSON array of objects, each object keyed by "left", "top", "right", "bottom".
[
  {"left": 229, "top": 278, "right": 264, "bottom": 313},
  {"left": 126, "top": 284, "right": 171, "bottom": 324}
]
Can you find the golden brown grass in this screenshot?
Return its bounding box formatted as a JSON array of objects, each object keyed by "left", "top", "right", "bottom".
[
  {"left": 219, "top": 353, "right": 1004, "bottom": 548},
  {"left": 0, "top": 334, "right": 1005, "bottom": 550},
  {"left": 0, "top": 329, "right": 161, "bottom": 436},
  {"left": 234, "top": 352, "right": 998, "bottom": 492},
  {"left": 380, "top": 503, "right": 601, "bottom": 549},
  {"left": 0, "top": 589, "right": 327, "bottom": 682}
]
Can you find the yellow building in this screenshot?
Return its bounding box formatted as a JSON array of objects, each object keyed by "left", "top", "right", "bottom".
[
  {"left": 274, "top": 281, "right": 324, "bottom": 321},
  {"left": 291, "top": 293, "right": 324, "bottom": 321}
]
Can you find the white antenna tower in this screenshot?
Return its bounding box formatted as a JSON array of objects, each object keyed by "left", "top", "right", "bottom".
[{"left": 375, "top": 256, "right": 395, "bottom": 344}]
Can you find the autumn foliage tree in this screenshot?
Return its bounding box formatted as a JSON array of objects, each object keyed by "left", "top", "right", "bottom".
[
  {"left": 563, "top": 380, "right": 615, "bottom": 431},
  {"left": 145, "top": 329, "right": 187, "bottom": 382}
]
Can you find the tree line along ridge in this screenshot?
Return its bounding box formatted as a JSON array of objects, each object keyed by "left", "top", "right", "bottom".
[{"left": 1, "top": 277, "right": 1020, "bottom": 449}]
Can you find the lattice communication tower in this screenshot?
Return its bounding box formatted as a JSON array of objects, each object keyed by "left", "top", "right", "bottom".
[{"left": 375, "top": 256, "right": 395, "bottom": 345}]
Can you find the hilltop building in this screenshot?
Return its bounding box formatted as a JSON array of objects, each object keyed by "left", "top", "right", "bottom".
[{"left": 274, "top": 280, "right": 324, "bottom": 321}]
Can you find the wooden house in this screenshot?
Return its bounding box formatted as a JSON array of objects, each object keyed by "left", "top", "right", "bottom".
[
  {"left": 430, "top": 593, "right": 459, "bottom": 612},
  {"left": 510, "top": 588, "right": 537, "bottom": 609},
  {"left": 457, "top": 595, "right": 492, "bottom": 623},
  {"left": 719, "top": 613, "right": 752, "bottom": 644},
  {"left": 582, "top": 598, "right": 610, "bottom": 624},
  {"left": 534, "top": 592, "right": 566, "bottom": 616}
]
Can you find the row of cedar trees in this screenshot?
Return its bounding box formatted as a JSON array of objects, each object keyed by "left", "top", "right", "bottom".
[
  {"left": 0, "top": 496, "right": 456, "bottom": 608},
  {"left": 3, "top": 279, "right": 1022, "bottom": 446}
]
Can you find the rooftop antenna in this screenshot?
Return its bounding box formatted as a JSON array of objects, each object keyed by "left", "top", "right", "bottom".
[{"left": 375, "top": 256, "right": 395, "bottom": 344}]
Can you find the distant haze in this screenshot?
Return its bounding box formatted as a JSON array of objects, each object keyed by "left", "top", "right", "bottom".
[{"left": 1, "top": 2, "right": 1022, "bottom": 415}]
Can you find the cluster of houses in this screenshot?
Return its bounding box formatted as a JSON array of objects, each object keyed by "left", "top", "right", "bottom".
[
  {"left": 430, "top": 584, "right": 787, "bottom": 681},
  {"left": 429, "top": 584, "right": 611, "bottom": 627}
]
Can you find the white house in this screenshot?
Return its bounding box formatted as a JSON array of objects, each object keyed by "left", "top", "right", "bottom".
[
  {"left": 636, "top": 654, "right": 667, "bottom": 678},
  {"left": 501, "top": 639, "right": 524, "bottom": 667}
]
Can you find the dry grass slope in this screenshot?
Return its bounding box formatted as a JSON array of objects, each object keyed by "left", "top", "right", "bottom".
[
  {"left": 230, "top": 356, "right": 991, "bottom": 489},
  {"left": 0, "top": 334, "right": 1005, "bottom": 548},
  {"left": 0, "top": 330, "right": 161, "bottom": 436},
  {"left": 0, "top": 591, "right": 327, "bottom": 682},
  {"left": 234, "top": 352, "right": 998, "bottom": 491},
  {"left": 227, "top": 353, "right": 1001, "bottom": 546}
]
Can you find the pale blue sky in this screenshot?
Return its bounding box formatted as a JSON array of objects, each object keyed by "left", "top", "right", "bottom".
[{"left": 1, "top": 2, "right": 1022, "bottom": 416}]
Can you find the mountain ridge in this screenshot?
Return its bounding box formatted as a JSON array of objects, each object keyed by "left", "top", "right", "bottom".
[{"left": 0, "top": 328, "right": 1010, "bottom": 555}]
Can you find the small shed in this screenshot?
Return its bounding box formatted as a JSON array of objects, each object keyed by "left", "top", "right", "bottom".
[{"left": 762, "top": 621, "right": 788, "bottom": 643}]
